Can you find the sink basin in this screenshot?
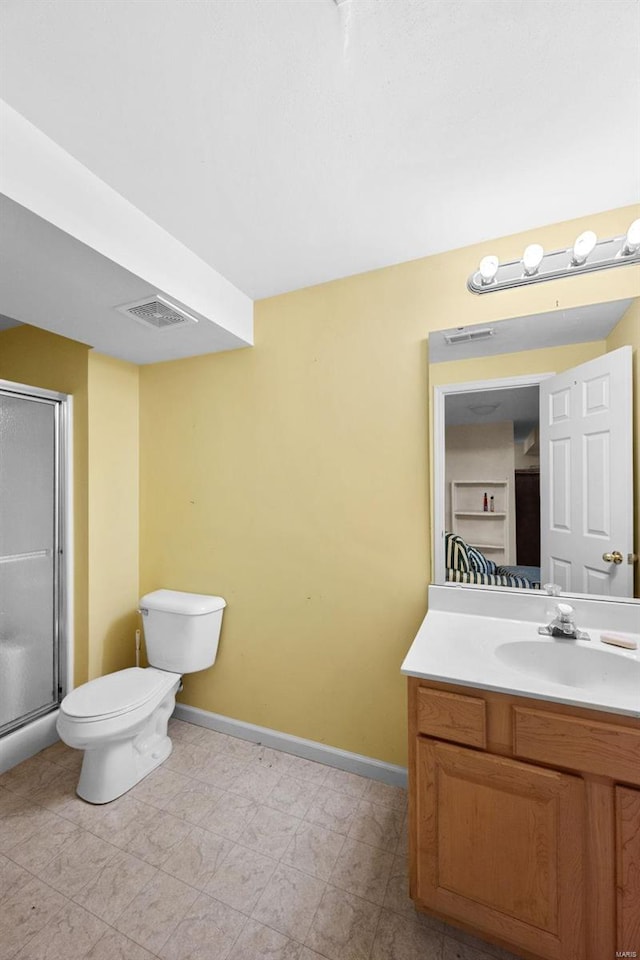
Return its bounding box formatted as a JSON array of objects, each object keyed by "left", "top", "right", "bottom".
[{"left": 494, "top": 640, "right": 640, "bottom": 697}]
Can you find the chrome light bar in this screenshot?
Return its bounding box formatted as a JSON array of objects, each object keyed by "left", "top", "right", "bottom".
[{"left": 468, "top": 220, "right": 640, "bottom": 295}]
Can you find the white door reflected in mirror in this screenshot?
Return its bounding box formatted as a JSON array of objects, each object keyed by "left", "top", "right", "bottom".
[
  {"left": 430, "top": 298, "right": 638, "bottom": 601},
  {"left": 540, "top": 346, "right": 633, "bottom": 597}
]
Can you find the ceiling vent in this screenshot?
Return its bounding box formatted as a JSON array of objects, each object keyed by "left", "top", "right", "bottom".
[
  {"left": 116, "top": 295, "right": 199, "bottom": 330},
  {"left": 443, "top": 327, "right": 495, "bottom": 345}
]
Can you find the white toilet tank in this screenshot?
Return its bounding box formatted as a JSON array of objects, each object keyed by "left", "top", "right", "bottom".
[{"left": 139, "top": 589, "right": 226, "bottom": 674}]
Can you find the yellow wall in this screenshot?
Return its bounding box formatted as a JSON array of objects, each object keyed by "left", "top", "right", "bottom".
[
  {"left": 0, "top": 327, "right": 140, "bottom": 686},
  {"left": 606, "top": 300, "right": 640, "bottom": 594},
  {"left": 429, "top": 340, "right": 605, "bottom": 389},
  {"left": 87, "top": 352, "right": 140, "bottom": 678},
  {"left": 140, "top": 204, "right": 640, "bottom": 767},
  {"left": 0, "top": 325, "right": 90, "bottom": 685},
  {"left": 1, "top": 206, "right": 637, "bottom": 765},
  {"left": 139, "top": 289, "right": 428, "bottom": 763}
]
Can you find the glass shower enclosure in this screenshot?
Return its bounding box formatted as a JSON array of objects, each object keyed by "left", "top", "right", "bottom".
[{"left": 0, "top": 381, "right": 68, "bottom": 737}]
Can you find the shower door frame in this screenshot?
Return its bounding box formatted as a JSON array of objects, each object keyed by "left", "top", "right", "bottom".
[{"left": 0, "top": 378, "right": 72, "bottom": 737}]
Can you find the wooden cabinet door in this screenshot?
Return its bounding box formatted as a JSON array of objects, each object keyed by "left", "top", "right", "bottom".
[
  {"left": 415, "top": 739, "right": 585, "bottom": 960},
  {"left": 616, "top": 786, "right": 640, "bottom": 955}
]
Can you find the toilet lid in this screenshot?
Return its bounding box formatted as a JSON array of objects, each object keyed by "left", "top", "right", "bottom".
[{"left": 61, "top": 667, "right": 179, "bottom": 721}]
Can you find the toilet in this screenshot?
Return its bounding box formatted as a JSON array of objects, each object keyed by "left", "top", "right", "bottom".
[{"left": 57, "top": 589, "right": 225, "bottom": 804}]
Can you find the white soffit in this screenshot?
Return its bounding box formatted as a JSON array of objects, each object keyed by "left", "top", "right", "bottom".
[
  {"left": 0, "top": 101, "right": 253, "bottom": 361},
  {"left": 0, "top": 0, "right": 638, "bottom": 300},
  {"left": 0, "top": 195, "right": 249, "bottom": 364},
  {"left": 428, "top": 299, "right": 634, "bottom": 364}
]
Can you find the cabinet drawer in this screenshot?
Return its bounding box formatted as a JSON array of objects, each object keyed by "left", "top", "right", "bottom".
[
  {"left": 417, "top": 687, "right": 486, "bottom": 748},
  {"left": 513, "top": 708, "right": 640, "bottom": 785}
]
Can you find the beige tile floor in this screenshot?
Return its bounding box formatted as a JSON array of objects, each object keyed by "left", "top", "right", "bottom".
[{"left": 0, "top": 718, "right": 524, "bottom": 960}]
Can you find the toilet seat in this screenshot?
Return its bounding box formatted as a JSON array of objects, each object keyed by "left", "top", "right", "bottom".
[{"left": 61, "top": 667, "right": 180, "bottom": 722}]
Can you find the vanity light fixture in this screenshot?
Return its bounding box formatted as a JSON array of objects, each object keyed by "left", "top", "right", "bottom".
[
  {"left": 571, "top": 230, "right": 597, "bottom": 265},
  {"left": 621, "top": 218, "right": 640, "bottom": 256},
  {"left": 468, "top": 217, "right": 640, "bottom": 294},
  {"left": 479, "top": 255, "right": 499, "bottom": 285},
  {"left": 522, "top": 243, "right": 544, "bottom": 276}
]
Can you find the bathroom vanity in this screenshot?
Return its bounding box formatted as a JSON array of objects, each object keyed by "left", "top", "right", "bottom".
[{"left": 402, "top": 586, "right": 640, "bottom": 960}]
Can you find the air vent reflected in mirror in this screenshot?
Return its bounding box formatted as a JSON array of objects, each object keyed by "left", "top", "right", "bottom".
[{"left": 443, "top": 327, "right": 495, "bottom": 346}]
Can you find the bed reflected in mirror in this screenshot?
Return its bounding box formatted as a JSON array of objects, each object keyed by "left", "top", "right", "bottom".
[{"left": 430, "top": 298, "right": 638, "bottom": 600}]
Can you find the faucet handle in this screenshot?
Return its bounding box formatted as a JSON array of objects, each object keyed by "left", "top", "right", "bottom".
[
  {"left": 539, "top": 601, "right": 589, "bottom": 640},
  {"left": 555, "top": 602, "right": 575, "bottom": 622},
  {"left": 543, "top": 583, "right": 561, "bottom": 596}
]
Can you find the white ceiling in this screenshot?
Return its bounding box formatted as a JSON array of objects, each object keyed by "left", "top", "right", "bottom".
[
  {"left": 446, "top": 385, "right": 540, "bottom": 440},
  {"left": 1, "top": 0, "right": 638, "bottom": 300}
]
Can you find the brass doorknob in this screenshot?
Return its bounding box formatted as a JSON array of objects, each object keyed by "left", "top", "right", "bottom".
[{"left": 602, "top": 551, "right": 623, "bottom": 564}]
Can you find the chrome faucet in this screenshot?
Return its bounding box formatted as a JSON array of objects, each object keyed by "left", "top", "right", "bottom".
[{"left": 538, "top": 601, "right": 590, "bottom": 640}]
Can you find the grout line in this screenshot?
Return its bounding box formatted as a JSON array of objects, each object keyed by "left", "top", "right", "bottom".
[{"left": 366, "top": 903, "right": 385, "bottom": 960}]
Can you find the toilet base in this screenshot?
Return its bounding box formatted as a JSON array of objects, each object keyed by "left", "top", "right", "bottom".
[
  {"left": 73, "top": 686, "right": 178, "bottom": 804},
  {"left": 77, "top": 732, "right": 173, "bottom": 804}
]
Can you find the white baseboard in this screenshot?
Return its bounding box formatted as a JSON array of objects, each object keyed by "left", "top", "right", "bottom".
[{"left": 173, "top": 704, "right": 407, "bottom": 788}]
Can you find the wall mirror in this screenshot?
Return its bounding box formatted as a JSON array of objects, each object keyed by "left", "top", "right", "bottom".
[{"left": 430, "top": 297, "right": 638, "bottom": 600}]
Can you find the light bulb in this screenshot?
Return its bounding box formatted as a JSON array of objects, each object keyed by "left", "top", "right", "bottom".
[
  {"left": 621, "top": 218, "right": 640, "bottom": 256},
  {"left": 479, "top": 255, "right": 499, "bottom": 284},
  {"left": 522, "top": 243, "right": 544, "bottom": 276},
  {"left": 571, "top": 230, "right": 597, "bottom": 265}
]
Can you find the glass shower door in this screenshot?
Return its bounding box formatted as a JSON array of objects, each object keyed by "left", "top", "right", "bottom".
[{"left": 0, "top": 388, "right": 61, "bottom": 734}]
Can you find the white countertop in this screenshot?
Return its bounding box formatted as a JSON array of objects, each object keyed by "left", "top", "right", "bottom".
[{"left": 401, "top": 586, "right": 640, "bottom": 718}]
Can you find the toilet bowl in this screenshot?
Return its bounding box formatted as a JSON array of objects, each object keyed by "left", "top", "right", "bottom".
[
  {"left": 57, "top": 590, "right": 225, "bottom": 804},
  {"left": 57, "top": 667, "right": 181, "bottom": 804}
]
